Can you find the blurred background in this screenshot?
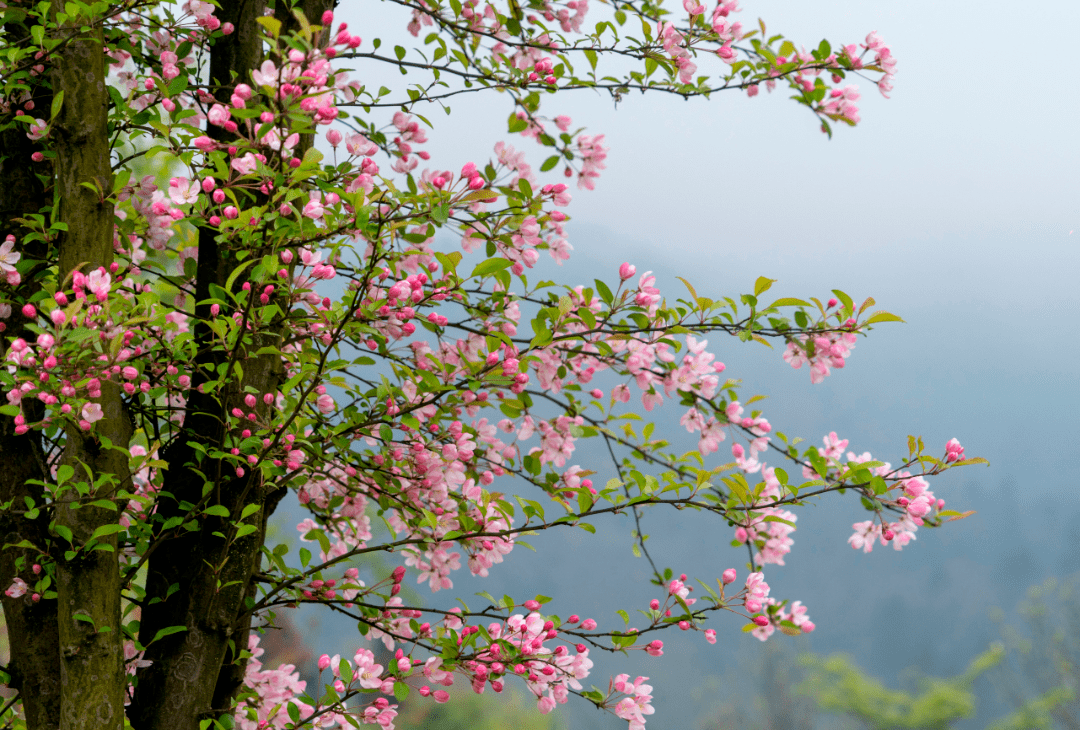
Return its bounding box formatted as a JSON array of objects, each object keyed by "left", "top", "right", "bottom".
[{"left": 271, "top": 0, "right": 1080, "bottom": 726}]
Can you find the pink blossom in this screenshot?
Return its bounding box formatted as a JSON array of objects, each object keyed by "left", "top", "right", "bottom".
[
  {"left": 316, "top": 393, "right": 335, "bottom": 413},
  {"left": 87, "top": 269, "right": 112, "bottom": 301},
  {"left": 303, "top": 197, "right": 325, "bottom": 220},
  {"left": 847, "top": 520, "right": 880, "bottom": 553},
  {"left": 168, "top": 177, "right": 200, "bottom": 205},
  {"left": 945, "top": 438, "right": 965, "bottom": 463},
  {"left": 81, "top": 402, "right": 104, "bottom": 423},
  {"left": 0, "top": 237, "right": 20, "bottom": 272},
  {"left": 207, "top": 104, "right": 230, "bottom": 126},
  {"left": 5, "top": 577, "right": 27, "bottom": 598},
  {"left": 26, "top": 118, "right": 48, "bottom": 141},
  {"left": 231, "top": 153, "right": 258, "bottom": 175}
]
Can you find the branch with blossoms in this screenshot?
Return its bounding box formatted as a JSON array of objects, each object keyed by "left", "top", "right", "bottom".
[{"left": 0, "top": 1, "right": 970, "bottom": 730}]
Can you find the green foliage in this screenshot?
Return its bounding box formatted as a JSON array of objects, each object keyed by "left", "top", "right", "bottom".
[
  {"left": 987, "top": 573, "right": 1080, "bottom": 728},
  {"left": 797, "top": 647, "right": 1003, "bottom": 730}
]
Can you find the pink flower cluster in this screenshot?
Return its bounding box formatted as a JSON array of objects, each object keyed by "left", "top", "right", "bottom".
[{"left": 782, "top": 330, "right": 858, "bottom": 383}]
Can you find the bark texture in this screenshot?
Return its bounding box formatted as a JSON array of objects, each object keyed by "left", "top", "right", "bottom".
[
  {"left": 47, "top": 4, "right": 130, "bottom": 729},
  {"left": 0, "top": 15, "right": 62, "bottom": 726},
  {"left": 129, "top": 2, "right": 276, "bottom": 728},
  {"left": 130, "top": 2, "right": 334, "bottom": 721}
]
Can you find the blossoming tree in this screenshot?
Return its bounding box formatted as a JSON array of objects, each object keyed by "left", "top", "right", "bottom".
[{"left": 0, "top": 0, "right": 981, "bottom": 729}]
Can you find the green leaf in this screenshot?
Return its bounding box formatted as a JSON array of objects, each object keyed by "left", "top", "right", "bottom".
[
  {"left": 255, "top": 16, "right": 282, "bottom": 38},
  {"left": 754, "top": 276, "right": 776, "bottom": 296},
  {"left": 394, "top": 680, "right": 410, "bottom": 701},
  {"left": 863, "top": 311, "right": 905, "bottom": 325},
  {"left": 767, "top": 297, "right": 811, "bottom": 308},
  {"left": 203, "top": 505, "right": 230, "bottom": 518},
  {"left": 508, "top": 115, "right": 528, "bottom": 134},
  {"left": 225, "top": 259, "right": 257, "bottom": 295},
  {"left": 470, "top": 258, "right": 514, "bottom": 278},
  {"left": 595, "top": 279, "right": 613, "bottom": 304},
  {"left": 150, "top": 625, "right": 188, "bottom": 644},
  {"left": 762, "top": 514, "right": 796, "bottom": 528},
  {"left": 831, "top": 289, "right": 854, "bottom": 315},
  {"left": 50, "top": 90, "right": 64, "bottom": 120},
  {"left": 540, "top": 155, "right": 560, "bottom": 172},
  {"left": 56, "top": 464, "right": 75, "bottom": 486},
  {"left": 90, "top": 523, "right": 124, "bottom": 541}
]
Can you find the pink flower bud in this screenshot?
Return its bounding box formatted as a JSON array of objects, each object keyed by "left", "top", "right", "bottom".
[
  {"left": 722, "top": 568, "right": 737, "bottom": 584},
  {"left": 619, "top": 262, "right": 636, "bottom": 280},
  {"left": 21, "top": 304, "right": 36, "bottom": 318},
  {"left": 319, "top": 654, "right": 331, "bottom": 671},
  {"left": 753, "top": 615, "right": 769, "bottom": 626}
]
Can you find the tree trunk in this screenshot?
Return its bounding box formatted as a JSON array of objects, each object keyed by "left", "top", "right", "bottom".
[
  {"left": 0, "top": 14, "right": 62, "bottom": 727},
  {"left": 47, "top": 2, "right": 130, "bottom": 728}
]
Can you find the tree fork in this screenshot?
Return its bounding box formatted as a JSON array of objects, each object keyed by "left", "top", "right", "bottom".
[
  {"left": 128, "top": 2, "right": 288, "bottom": 728},
  {"left": 130, "top": 2, "right": 338, "bottom": 723}
]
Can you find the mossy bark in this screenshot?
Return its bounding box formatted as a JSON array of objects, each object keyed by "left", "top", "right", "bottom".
[
  {"left": 47, "top": 3, "right": 131, "bottom": 729},
  {"left": 0, "top": 15, "right": 62, "bottom": 728}
]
